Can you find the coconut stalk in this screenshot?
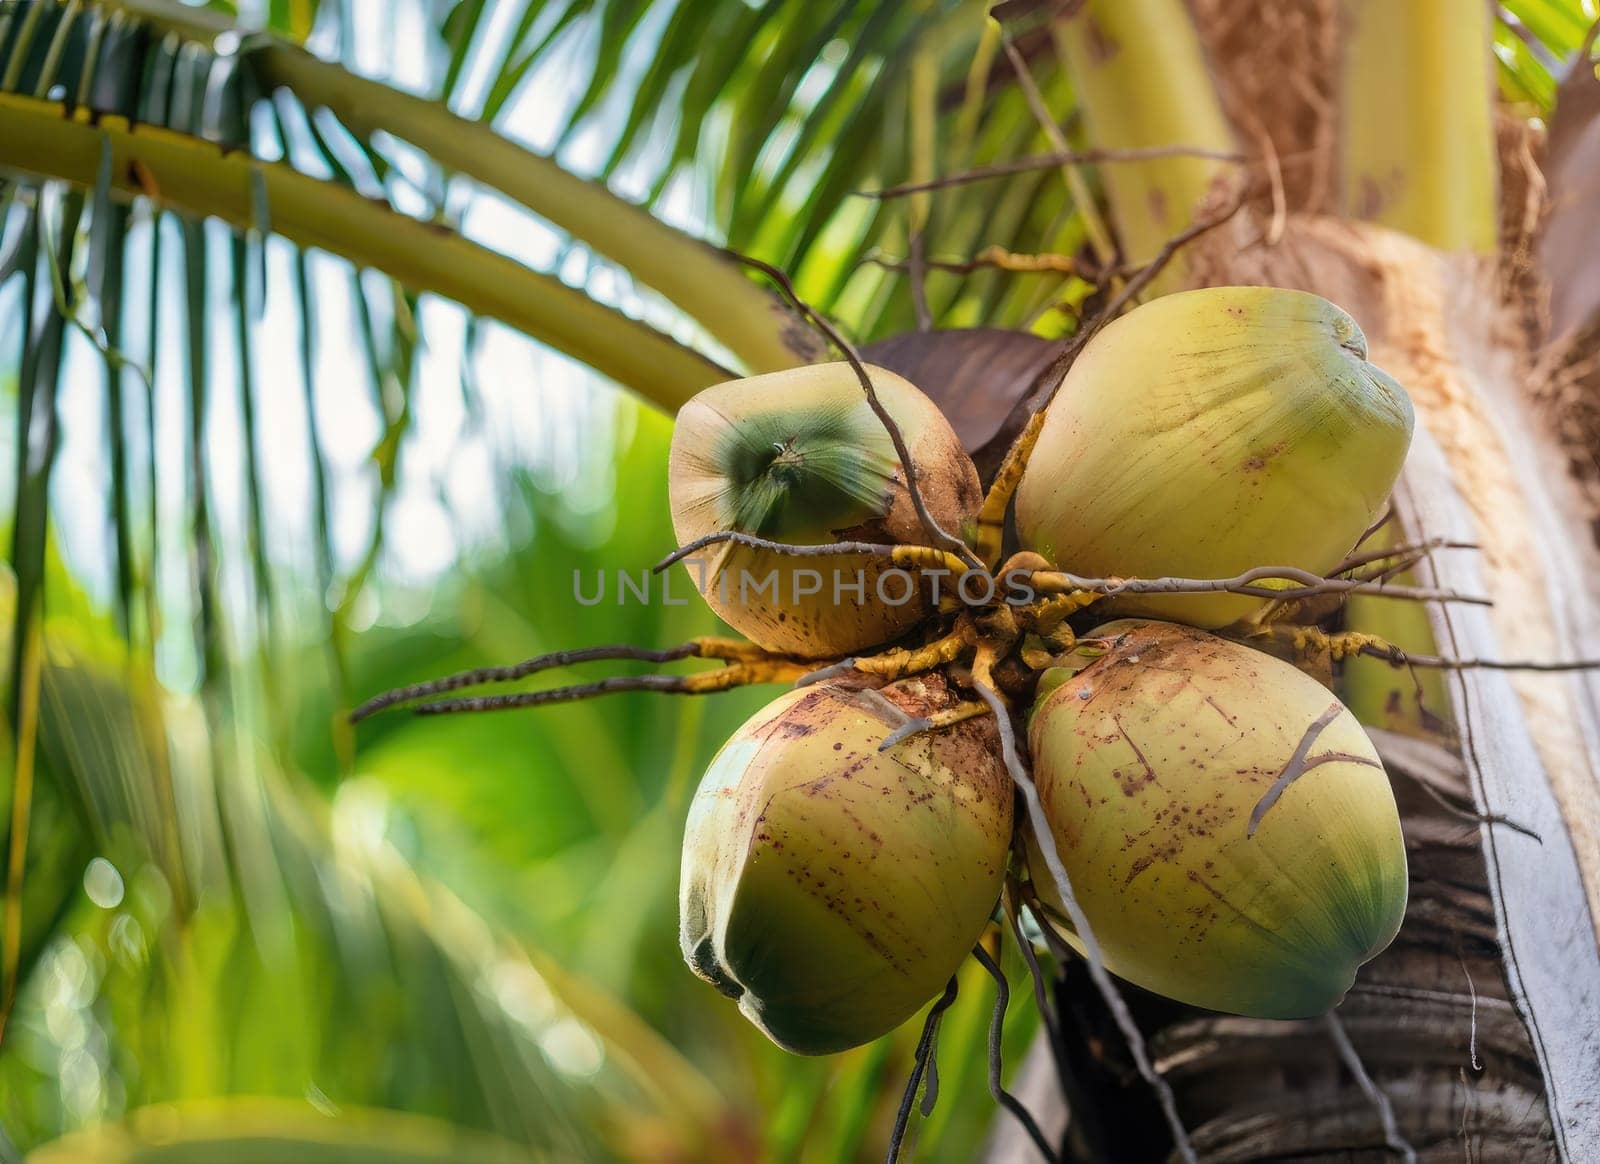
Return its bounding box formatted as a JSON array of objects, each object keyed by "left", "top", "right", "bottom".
[
  {"left": 247, "top": 41, "right": 819, "bottom": 377},
  {"left": 0, "top": 92, "right": 729, "bottom": 410},
  {"left": 1339, "top": 0, "right": 1500, "bottom": 253},
  {"left": 1049, "top": 0, "right": 1237, "bottom": 279},
  {"left": 46, "top": 0, "right": 819, "bottom": 378},
  {"left": 987, "top": 3, "right": 1600, "bottom": 1159}
]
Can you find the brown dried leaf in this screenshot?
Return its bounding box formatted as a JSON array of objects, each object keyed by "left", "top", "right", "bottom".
[{"left": 862, "top": 327, "right": 1055, "bottom": 486}]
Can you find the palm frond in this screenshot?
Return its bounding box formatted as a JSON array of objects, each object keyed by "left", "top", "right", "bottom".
[
  {"left": 425, "top": 0, "right": 1095, "bottom": 335},
  {"left": 1498, "top": 0, "right": 1595, "bottom": 110},
  {"left": 0, "top": 581, "right": 741, "bottom": 1157}
]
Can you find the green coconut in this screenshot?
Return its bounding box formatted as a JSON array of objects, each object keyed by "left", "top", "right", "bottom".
[
  {"left": 668, "top": 362, "right": 981, "bottom": 657},
  {"left": 680, "top": 676, "right": 1011, "bottom": 1054},
  {"left": 1025, "top": 618, "right": 1408, "bottom": 1019},
  {"left": 1014, "top": 287, "right": 1414, "bottom": 627}
]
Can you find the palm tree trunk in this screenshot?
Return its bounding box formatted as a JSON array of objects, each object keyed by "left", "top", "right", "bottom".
[{"left": 991, "top": 3, "right": 1600, "bottom": 1158}]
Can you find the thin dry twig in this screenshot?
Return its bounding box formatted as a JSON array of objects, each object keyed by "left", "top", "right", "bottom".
[
  {"left": 1340, "top": 552, "right": 1432, "bottom": 588},
  {"left": 1004, "top": 885, "right": 1068, "bottom": 1066},
  {"left": 886, "top": 976, "right": 962, "bottom": 1163},
  {"left": 879, "top": 705, "right": 991, "bottom": 750},
  {"left": 972, "top": 942, "right": 1060, "bottom": 1163},
  {"left": 1032, "top": 564, "right": 1487, "bottom": 606},
  {"left": 403, "top": 660, "right": 799, "bottom": 716},
  {"left": 1387, "top": 762, "right": 1540, "bottom": 842},
  {"left": 1356, "top": 644, "right": 1600, "bottom": 673},
  {"left": 352, "top": 643, "right": 702, "bottom": 721},
  {"left": 1325, "top": 1012, "right": 1417, "bottom": 1163},
  {"left": 973, "top": 680, "right": 1198, "bottom": 1164},
  {"left": 659, "top": 533, "right": 1485, "bottom": 607},
  {"left": 862, "top": 245, "right": 1120, "bottom": 282},
  {"left": 1353, "top": 506, "right": 1398, "bottom": 551},
  {"left": 1330, "top": 538, "right": 1477, "bottom": 576},
  {"left": 1458, "top": 950, "right": 1483, "bottom": 1073},
  {"left": 1002, "top": 886, "right": 1096, "bottom": 1163},
  {"left": 908, "top": 230, "right": 933, "bottom": 331},
  {"left": 1006, "top": 899, "right": 1054, "bottom": 1027},
  {"left": 863, "top": 144, "right": 1247, "bottom": 201},
  {"left": 1248, "top": 703, "right": 1382, "bottom": 836},
  {"left": 793, "top": 658, "right": 862, "bottom": 687},
  {"left": 1237, "top": 107, "right": 1286, "bottom": 247},
  {"left": 656, "top": 532, "right": 889, "bottom": 571}
]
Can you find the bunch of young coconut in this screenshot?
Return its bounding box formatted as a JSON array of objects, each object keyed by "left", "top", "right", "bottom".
[{"left": 667, "top": 286, "right": 1417, "bottom": 1052}]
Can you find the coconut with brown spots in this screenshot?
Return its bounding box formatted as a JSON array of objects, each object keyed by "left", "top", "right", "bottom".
[
  {"left": 668, "top": 362, "right": 981, "bottom": 657},
  {"left": 679, "top": 675, "right": 1011, "bottom": 1054},
  {"left": 1023, "top": 618, "right": 1407, "bottom": 1019},
  {"left": 1014, "top": 286, "right": 1415, "bottom": 627}
]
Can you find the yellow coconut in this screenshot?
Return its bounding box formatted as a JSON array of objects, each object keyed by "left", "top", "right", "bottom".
[
  {"left": 1014, "top": 287, "right": 1414, "bottom": 627},
  {"left": 1024, "top": 619, "right": 1407, "bottom": 1018},
  {"left": 680, "top": 675, "right": 1011, "bottom": 1054},
  {"left": 668, "top": 363, "right": 981, "bottom": 657}
]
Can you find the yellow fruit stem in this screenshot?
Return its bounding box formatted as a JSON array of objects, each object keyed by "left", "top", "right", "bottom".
[
  {"left": 914, "top": 700, "right": 992, "bottom": 733},
  {"left": 883, "top": 545, "right": 981, "bottom": 578},
  {"left": 971, "top": 636, "right": 1011, "bottom": 696},
  {"left": 880, "top": 698, "right": 996, "bottom": 750},
  {"left": 976, "top": 410, "right": 1047, "bottom": 567},
  {"left": 1263, "top": 626, "right": 1396, "bottom": 664},
  {"left": 854, "top": 617, "right": 977, "bottom": 680},
  {"left": 1016, "top": 589, "right": 1103, "bottom": 635},
  {"left": 690, "top": 637, "right": 793, "bottom": 663},
  {"left": 1339, "top": 0, "right": 1499, "bottom": 253},
  {"left": 669, "top": 659, "right": 815, "bottom": 693}
]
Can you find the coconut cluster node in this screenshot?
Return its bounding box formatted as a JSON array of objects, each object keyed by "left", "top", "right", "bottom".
[{"left": 670, "top": 286, "right": 1416, "bottom": 1055}]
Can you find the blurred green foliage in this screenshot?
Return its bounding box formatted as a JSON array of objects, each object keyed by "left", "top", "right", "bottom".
[{"left": 0, "top": 393, "right": 1040, "bottom": 1161}]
